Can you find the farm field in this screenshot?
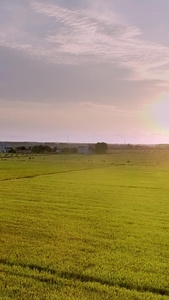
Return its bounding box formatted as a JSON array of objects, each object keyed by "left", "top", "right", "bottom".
[{"left": 1, "top": 150, "right": 169, "bottom": 299}]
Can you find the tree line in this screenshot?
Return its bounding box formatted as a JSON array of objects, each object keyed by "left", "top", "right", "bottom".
[{"left": 8, "top": 142, "right": 108, "bottom": 154}]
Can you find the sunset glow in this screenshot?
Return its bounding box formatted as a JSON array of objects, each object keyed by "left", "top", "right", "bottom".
[{"left": 1, "top": 1, "right": 169, "bottom": 143}]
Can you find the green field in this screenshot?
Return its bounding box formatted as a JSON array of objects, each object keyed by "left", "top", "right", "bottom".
[{"left": 1, "top": 151, "right": 169, "bottom": 299}]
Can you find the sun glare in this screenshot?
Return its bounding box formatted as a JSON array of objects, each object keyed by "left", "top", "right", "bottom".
[{"left": 144, "top": 95, "right": 169, "bottom": 134}]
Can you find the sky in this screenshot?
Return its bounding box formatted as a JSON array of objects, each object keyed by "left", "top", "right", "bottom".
[{"left": 1, "top": 0, "right": 169, "bottom": 144}]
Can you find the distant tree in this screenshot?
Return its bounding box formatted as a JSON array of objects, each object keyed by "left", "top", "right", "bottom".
[
  {"left": 71, "top": 147, "right": 78, "bottom": 154},
  {"left": 32, "top": 145, "right": 52, "bottom": 153},
  {"left": 16, "top": 146, "right": 27, "bottom": 151},
  {"left": 94, "top": 142, "right": 108, "bottom": 154},
  {"left": 32, "top": 145, "right": 43, "bottom": 153},
  {"left": 62, "top": 147, "right": 69, "bottom": 154},
  {"left": 126, "top": 144, "right": 133, "bottom": 149},
  {"left": 8, "top": 148, "right": 16, "bottom": 153},
  {"left": 61, "top": 147, "right": 77, "bottom": 154},
  {"left": 43, "top": 145, "right": 53, "bottom": 153}
]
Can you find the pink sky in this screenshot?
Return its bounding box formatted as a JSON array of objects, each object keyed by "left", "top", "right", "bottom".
[{"left": 1, "top": 0, "right": 169, "bottom": 144}]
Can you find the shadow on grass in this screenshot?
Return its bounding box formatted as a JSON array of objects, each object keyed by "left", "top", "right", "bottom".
[{"left": 0, "top": 259, "right": 169, "bottom": 296}]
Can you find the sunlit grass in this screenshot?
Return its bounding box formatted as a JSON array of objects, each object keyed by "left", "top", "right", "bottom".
[{"left": 1, "top": 151, "right": 169, "bottom": 299}]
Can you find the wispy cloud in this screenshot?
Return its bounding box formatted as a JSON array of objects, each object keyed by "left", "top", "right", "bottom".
[
  {"left": 78, "top": 101, "right": 138, "bottom": 114},
  {"left": 1, "top": 0, "right": 169, "bottom": 81}
]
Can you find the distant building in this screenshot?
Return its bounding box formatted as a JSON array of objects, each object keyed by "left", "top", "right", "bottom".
[
  {"left": 56, "top": 149, "right": 62, "bottom": 154},
  {"left": 78, "top": 146, "right": 92, "bottom": 155},
  {"left": 0, "top": 142, "right": 10, "bottom": 153}
]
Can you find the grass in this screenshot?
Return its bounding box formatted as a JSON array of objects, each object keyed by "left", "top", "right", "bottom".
[{"left": 0, "top": 151, "right": 169, "bottom": 299}]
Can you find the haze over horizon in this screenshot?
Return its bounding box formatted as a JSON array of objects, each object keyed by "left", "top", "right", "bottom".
[{"left": 1, "top": 0, "right": 169, "bottom": 144}]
